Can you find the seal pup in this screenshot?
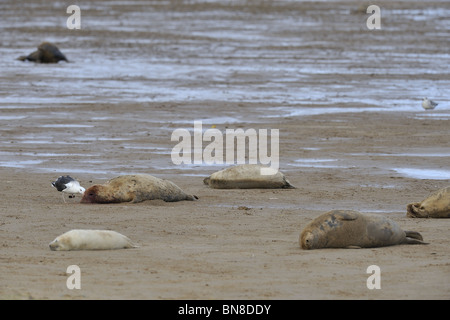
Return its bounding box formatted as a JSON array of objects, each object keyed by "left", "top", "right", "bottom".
[
  {"left": 49, "top": 229, "right": 138, "bottom": 251},
  {"left": 80, "top": 174, "right": 197, "bottom": 204},
  {"left": 52, "top": 175, "right": 85, "bottom": 203},
  {"left": 17, "top": 42, "right": 68, "bottom": 63},
  {"left": 300, "top": 210, "right": 427, "bottom": 250},
  {"left": 407, "top": 186, "right": 450, "bottom": 218},
  {"left": 203, "top": 164, "right": 295, "bottom": 189},
  {"left": 422, "top": 97, "right": 438, "bottom": 110}
]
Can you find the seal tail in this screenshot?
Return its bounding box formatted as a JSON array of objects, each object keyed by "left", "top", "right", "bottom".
[
  {"left": 127, "top": 242, "right": 140, "bottom": 249},
  {"left": 282, "top": 177, "right": 296, "bottom": 189},
  {"left": 404, "top": 231, "right": 428, "bottom": 245},
  {"left": 188, "top": 195, "right": 199, "bottom": 201}
]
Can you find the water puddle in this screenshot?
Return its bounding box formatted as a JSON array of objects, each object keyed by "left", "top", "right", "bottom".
[
  {"left": 350, "top": 152, "right": 450, "bottom": 157},
  {"left": 172, "top": 116, "right": 242, "bottom": 125},
  {"left": 0, "top": 115, "right": 27, "bottom": 120},
  {"left": 288, "top": 158, "right": 343, "bottom": 169},
  {"left": 414, "top": 113, "right": 450, "bottom": 120},
  {"left": 392, "top": 168, "right": 450, "bottom": 180},
  {"left": 359, "top": 184, "right": 398, "bottom": 189},
  {"left": 0, "top": 159, "right": 44, "bottom": 168},
  {"left": 122, "top": 146, "right": 171, "bottom": 154},
  {"left": 40, "top": 124, "right": 94, "bottom": 128}
]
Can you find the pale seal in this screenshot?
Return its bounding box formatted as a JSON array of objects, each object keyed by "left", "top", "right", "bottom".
[
  {"left": 18, "top": 42, "right": 68, "bottom": 63},
  {"left": 49, "top": 229, "right": 138, "bottom": 251},
  {"left": 203, "top": 164, "right": 295, "bottom": 189},
  {"left": 300, "top": 210, "right": 427, "bottom": 250},
  {"left": 407, "top": 186, "right": 450, "bottom": 218},
  {"left": 80, "top": 174, "right": 197, "bottom": 204}
]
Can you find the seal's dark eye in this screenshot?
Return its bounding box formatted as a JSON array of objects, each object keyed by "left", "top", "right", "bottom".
[{"left": 89, "top": 193, "right": 94, "bottom": 197}]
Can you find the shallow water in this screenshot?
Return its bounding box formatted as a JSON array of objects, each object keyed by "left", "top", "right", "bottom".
[
  {"left": 2, "top": 1, "right": 449, "bottom": 108},
  {"left": 0, "top": 0, "right": 449, "bottom": 180}
]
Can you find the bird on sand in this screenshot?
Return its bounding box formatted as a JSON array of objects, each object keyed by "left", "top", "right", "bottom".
[
  {"left": 422, "top": 97, "right": 438, "bottom": 110},
  {"left": 52, "top": 175, "right": 85, "bottom": 203}
]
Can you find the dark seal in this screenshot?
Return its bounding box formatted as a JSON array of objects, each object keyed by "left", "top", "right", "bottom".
[{"left": 18, "top": 42, "right": 68, "bottom": 63}]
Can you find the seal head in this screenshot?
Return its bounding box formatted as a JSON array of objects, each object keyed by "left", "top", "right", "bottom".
[
  {"left": 407, "top": 186, "right": 450, "bottom": 218},
  {"left": 80, "top": 185, "right": 117, "bottom": 204}
]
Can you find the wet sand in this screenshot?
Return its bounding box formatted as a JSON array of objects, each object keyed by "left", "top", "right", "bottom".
[{"left": 0, "top": 0, "right": 449, "bottom": 299}]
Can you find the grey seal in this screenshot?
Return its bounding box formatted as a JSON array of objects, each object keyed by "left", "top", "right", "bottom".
[
  {"left": 81, "top": 174, "right": 197, "bottom": 204},
  {"left": 300, "top": 210, "right": 427, "bottom": 249},
  {"left": 203, "top": 164, "right": 295, "bottom": 189}
]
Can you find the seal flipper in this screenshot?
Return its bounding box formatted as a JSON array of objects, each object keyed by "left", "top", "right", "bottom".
[
  {"left": 181, "top": 194, "right": 198, "bottom": 201},
  {"left": 405, "top": 230, "right": 423, "bottom": 241},
  {"left": 125, "top": 238, "right": 140, "bottom": 249},
  {"left": 282, "top": 177, "right": 296, "bottom": 189},
  {"left": 17, "top": 50, "right": 40, "bottom": 62},
  {"left": 404, "top": 231, "right": 428, "bottom": 245},
  {"left": 406, "top": 203, "right": 425, "bottom": 218}
]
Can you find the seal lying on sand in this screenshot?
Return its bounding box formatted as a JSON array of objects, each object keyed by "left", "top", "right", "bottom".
[
  {"left": 81, "top": 174, "right": 197, "bottom": 204},
  {"left": 407, "top": 186, "right": 450, "bottom": 218},
  {"left": 17, "top": 42, "right": 68, "bottom": 63},
  {"left": 203, "top": 164, "right": 295, "bottom": 189},
  {"left": 49, "top": 229, "right": 138, "bottom": 251},
  {"left": 300, "top": 210, "right": 427, "bottom": 249}
]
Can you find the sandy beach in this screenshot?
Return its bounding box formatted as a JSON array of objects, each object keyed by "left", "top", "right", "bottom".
[{"left": 0, "top": 0, "right": 449, "bottom": 300}]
